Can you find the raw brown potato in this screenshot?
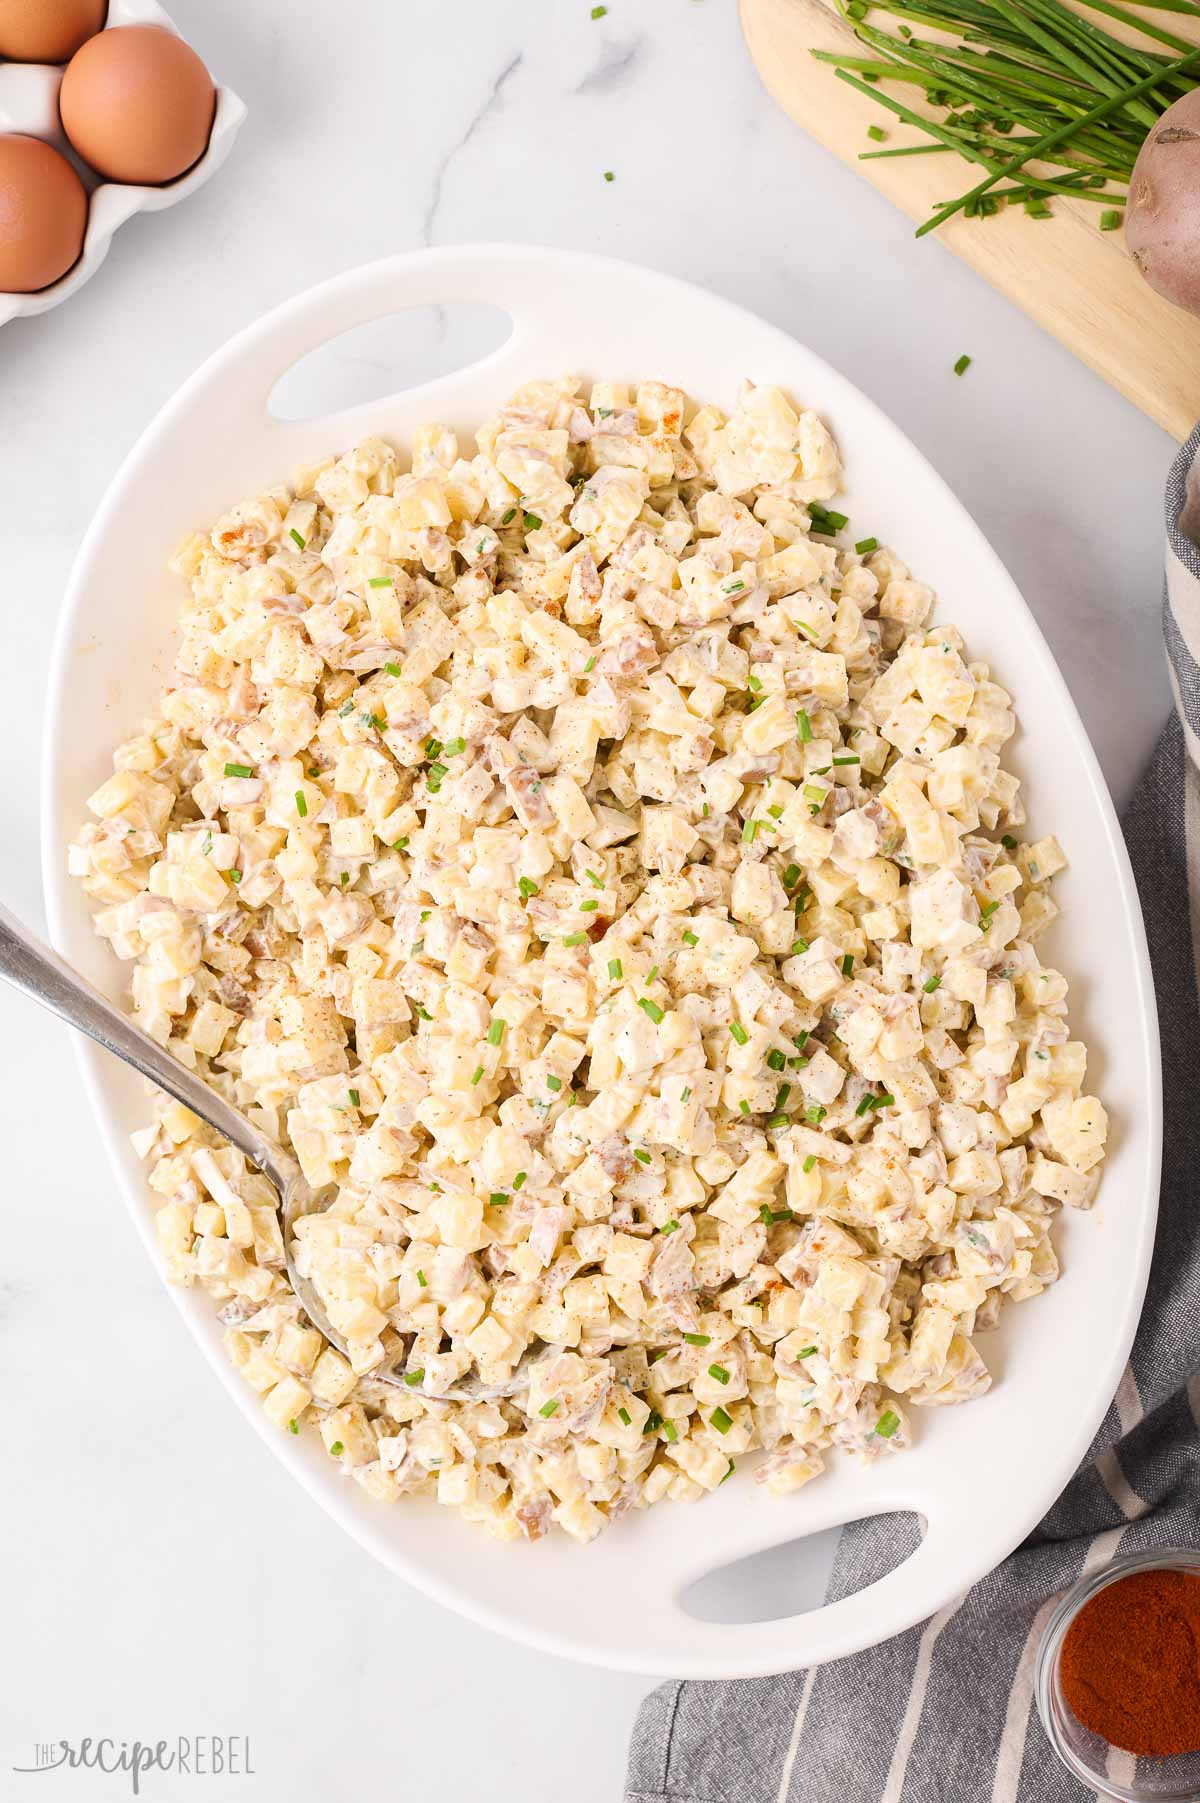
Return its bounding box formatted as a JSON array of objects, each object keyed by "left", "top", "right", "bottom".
[{"left": 1126, "top": 90, "right": 1200, "bottom": 319}]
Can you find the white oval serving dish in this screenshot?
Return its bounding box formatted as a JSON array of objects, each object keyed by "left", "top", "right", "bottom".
[
  {"left": 42, "top": 244, "right": 1161, "bottom": 1678},
  {"left": 0, "top": 0, "right": 246, "bottom": 327}
]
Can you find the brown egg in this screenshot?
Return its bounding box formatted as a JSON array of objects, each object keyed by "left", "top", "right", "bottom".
[
  {"left": 0, "top": 0, "right": 106, "bottom": 63},
  {"left": 59, "top": 24, "right": 215, "bottom": 186},
  {"left": 0, "top": 133, "right": 88, "bottom": 292}
]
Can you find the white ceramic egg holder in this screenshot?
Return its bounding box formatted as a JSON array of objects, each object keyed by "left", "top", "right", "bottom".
[{"left": 0, "top": 0, "right": 246, "bottom": 327}]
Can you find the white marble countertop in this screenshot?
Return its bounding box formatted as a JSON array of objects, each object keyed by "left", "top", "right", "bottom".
[{"left": 0, "top": 1, "right": 1175, "bottom": 1797}]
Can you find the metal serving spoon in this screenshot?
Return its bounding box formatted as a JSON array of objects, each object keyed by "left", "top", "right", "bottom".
[{"left": 0, "top": 899, "right": 538, "bottom": 1404}]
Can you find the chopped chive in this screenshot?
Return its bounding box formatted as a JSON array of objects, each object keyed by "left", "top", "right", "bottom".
[
  {"left": 223, "top": 762, "right": 253, "bottom": 778},
  {"left": 636, "top": 1151, "right": 653, "bottom": 1167},
  {"left": 923, "top": 975, "right": 941, "bottom": 993},
  {"left": 488, "top": 1191, "right": 509, "bottom": 1206},
  {"left": 741, "top": 819, "right": 758, "bottom": 844},
  {"left": 288, "top": 528, "right": 306, "bottom": 550},
  {"left": 368, "top": 576, "right": 393, "bottom": 588},
  {"left": 443, "top": 737, "right": 466, "bottom": 758},
  {"left": 803, "top": 1154, "right": 817, "bottom": 1173},
  {"left": 710, "top": 1407, "right": 733, "bottom": 1435},
  {"left": 427, "top": 761, "right": 447, "bottom": 782},
  {"left": 645, "top": 966, "right": 658, "bottom": 985},
  {"left": 681, "top": 1087, "right": 691, "bottom": 1102},
  {"left": 796, "top": 1346, "right": 817, "bottom": 1359},
  {"left": 729, "top": 1021, "right": 749, "bottom": 1047},
  {"left": 501, "top": 508, "right": 516, "bottom": 525},
  {"left": 1001, "top": 833, "right": 1018, "bottom": 850},
  {"left": 591, "top": 3, "right": 607, "bottom": 15},
  {"left": 866, "top": 125, "right": 886, "bottom": 143},
  {"left": 414, "top": 1004, "right": 431, "bottom": 1021},
  {"left": 338, "top": 699, "right": 355, "bottom": 717},
  {"left": 518, "top": 876, "right": 539, "bottom": 898},
  {"left": 330, "top": 1440, "right": 344, "bottom": 1455},
  {"left": 783, "top": 863, "right": 801, "bottom": 889},
  {"left": 795, "top": 1031, "right": 810, "bottom": 1051},
  {"left": 523, "top": 512, "right": 542, "bottom": 531},
  {"left": 539, "top": 1398, "right": 560, "bottom": 1418},
  {"left": 470, "top": 1065, "right": 484, "bottom": 1085},
  {"left": 682, "top": 930, "right": 699, "bottom": 946},
  {"left": 765, "top": 1113, "right": 789, "bottom": 1130},
  {"left": 603, "top": 170, "right": 615, "bottom": 182},
  {"left": 708, "top": 1363, "right": 731, "bottom": 1385},
  {"left": 739, "top": 1099, "right": 751, "bottom": 1116},
  {"left": 841, "top": 955, "right": 854, "bottom": 977},
  {"left": 585, "top": 868, "right": 603, "bottom": 887},
  {"left": 638, "top": 997, "right": 665, "bottom": 1024},
  {"left": 876, "top": 1410, "right": 900, "bottom": 1439},
  {"left": 766, "top": 1048, "right": 786, "bottom": 1072},
  {"left": 658, "top": 1212, "right": 677, "bottom": 1226},
  {"left": 855, "top": 1094, "right": 874, "bottom": 1117},
  {"left": 661, "top": 1419, "right": 678, "bottom": 1443},
  {"left": 797, "top": 710, "right": 813, "bottom": 742},
  {"left": 546, "top": 1075, "right": 562, "bottom": 1092},
  {"left": 404, "top": 1370, "right": 425, "bottom": 1388},
  {"left": 954, "top": 355, "right": 971, "bottom": 377},
  {"left": 608, "top": 957, "right": 623, "bottom": 980},
  {"left": 1100, "top": 209, "right": 1123, "bottom": 231},
  {"left": 855, "top": 537, "right": 878, "bottom": 555},
  {"left": 294, "top": 791, "right": 308, "bottom": 818},
  {"left": 747, "top": 674, "right": 762, "bottom": 692},
  {"left": 643, "top": 1411, "right": 663, "bottom": 1434},
  {"left": 584, "top": 656, "right": 596, "bottom": 672},
  {"left": 512, "top": 1171, "right": 527, "bottom": 1190},
  {"left": 416, "top": 1270, "right": 427, "bottom": 1287},
  {"left": 683, "top": 1332, "right": 711, "bottom": 1346},
  {"left": 805, "top": 1105, "right": 826, "bottom": 1125},
  {"left": 384, "top": 661, "right": 403, "bottom": 677},
  {"left": 488, "top": 1019, "right": 506, "bottom": 1046},
  {"left": 348, "top": 1088, "right": 361, "bottom": 1108},
  {"left": 288, "top": 1418, "right": 299, "bottom": 1434},
  {"left": 618, "top": 1407, "right": 632, "bottom": 1426},
  {"left": 790, "top": 938, "right": 810, "bottom": 957},
  {"left": 577, "top": 899, "right": 599, "bottom": 916},
  {"left": 832, "top": 754, "right": 860, "bottom": 766},
  {"left": 229, "top": 870, "right": 242, "bottom": 884}
]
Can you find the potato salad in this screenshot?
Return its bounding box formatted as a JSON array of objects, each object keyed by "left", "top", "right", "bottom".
[{"left": 69, "top": 375, "right": 1107, "bottom": 1543}]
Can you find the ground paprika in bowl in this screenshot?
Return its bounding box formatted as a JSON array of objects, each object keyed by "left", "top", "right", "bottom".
[{"left": 1037, "top": 1549, "right": 1200, "bottom": 1800}]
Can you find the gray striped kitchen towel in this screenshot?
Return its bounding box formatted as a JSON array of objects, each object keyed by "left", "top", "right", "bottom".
[{"left": 625, "top": 427, "right": 1200, "bottom": 1803}]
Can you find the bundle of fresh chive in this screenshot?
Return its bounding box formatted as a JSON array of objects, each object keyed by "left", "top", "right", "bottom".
[{"left": 812, "top": 0, "right": 1200, "bottom": 234}]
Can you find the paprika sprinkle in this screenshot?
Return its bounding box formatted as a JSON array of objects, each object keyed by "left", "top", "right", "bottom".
[{"left": 1059, "top": 1567, "right": 1200, "bottom": 1757}]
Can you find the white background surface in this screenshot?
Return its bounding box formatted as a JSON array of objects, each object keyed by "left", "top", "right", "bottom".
[{"left": 0, "top": 2, "right": 1174, "bottom": 1799}]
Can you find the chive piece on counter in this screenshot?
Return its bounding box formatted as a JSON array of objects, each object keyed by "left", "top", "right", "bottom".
[
  {"left": 546, "top": 1075, "right": 562, "bottom": 1092},
  {"left": 867, "top": 124, "right": 886, "bottom": 142},
  {"left": 923, "top": 975, "right": 941, "bottom": 993},
  {"left": 638, "top": 997, "right": 665, "bottom": 1023},
  {"left": 876, "top": 1410, "right": 900, "bottom": 1439},
  {"left": 855, "top": 536, "right": 878, "bottom": 555},
  {"left": 289, "top": 528, "right": 306, "bottom": 550},
  {"left": 954, "top": 354, "right": 971, "bottom": 377},
  {"left": 796, "top": 709, "right": 813, "bottom": 742},
  {"left": 709, "top": 1363, "right": 731, "bottom": 1385},
  {"left": 470, "top": 1065, "right": 484, "bottom": 1085},
  {"left": 608, "top": 957, "right": 623, "bottom": 980},
  {"left": 1100, "top": 209, "right": 1122, "bottom": 231},
  {"left": 488, "top": 1018, "right": 506, "bottom": 1046},
  {"left": 682, "top": 929, "right": 699, "bottom": 946},
  {"left": 348, "top": 1088, "right": 361, "bottom": 1108},
  {"left": 683, "top": 1331, "right": 711, "bottom": 1346},
  {"left": 224, "top": 762, "right": 253, "bottom": 778},
  {"left": 404, "top": 1370, "right": 425, "bottom": 1388},
  {"left": 729, "top": 1020, "right": 749, "bottom": 1046},
  {"left": 539, "top": 1398, "right": 560, "bottom": 1418},
  {"left": 604, "top": 170, "right": 615, "bottom": 182},
  {"left": 636, "top": 1150, "right": 652, "bottom": 1167},
  {"left": 416, "top": 1270, "right": 427, "bottom": 1288},
  {"left": 294, "top": 791, "right": 308, "bottom": 818},
  {"left": 518, "top": 876, "right": 539, "bottom": 898},
  {"left": 710, "top": 1407, "right": 733, "bottom": 1435}
]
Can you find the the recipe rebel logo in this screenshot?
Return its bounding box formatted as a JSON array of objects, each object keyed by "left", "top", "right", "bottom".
[{"left": 12, "top": 1736, "right": 256, "bottom": 1793}]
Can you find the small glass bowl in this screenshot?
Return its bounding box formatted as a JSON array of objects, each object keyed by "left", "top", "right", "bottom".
[{"left": 1036, "top": 1547, "right": 1200, "bottom": 1800}]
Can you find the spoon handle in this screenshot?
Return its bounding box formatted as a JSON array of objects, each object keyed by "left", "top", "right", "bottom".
[{"left": 0, "top": 898, "right": 279, "bottom": 1177}]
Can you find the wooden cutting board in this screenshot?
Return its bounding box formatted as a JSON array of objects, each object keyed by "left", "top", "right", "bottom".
[{"left": 741, "top": 0, "right": 1200, "bottom": 439}]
